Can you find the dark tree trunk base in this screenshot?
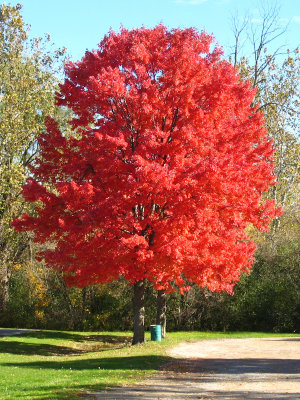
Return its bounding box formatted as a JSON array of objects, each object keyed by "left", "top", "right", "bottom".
[{"left": 132, "top": 280, "right": 145, "bottom": 345}]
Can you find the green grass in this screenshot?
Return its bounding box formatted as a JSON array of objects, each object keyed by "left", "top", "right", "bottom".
[{"left": 0, "top": 329, "right": 299, "bottom": 400}]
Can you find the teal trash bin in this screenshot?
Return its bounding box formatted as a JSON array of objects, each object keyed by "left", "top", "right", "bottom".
[{"left": 150, "top": 325, "right": 161, "bottom": 341}]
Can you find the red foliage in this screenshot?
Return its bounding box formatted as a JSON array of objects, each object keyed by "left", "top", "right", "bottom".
[{"left": 13, "top": 25, "right": 281, "bottom": 294}]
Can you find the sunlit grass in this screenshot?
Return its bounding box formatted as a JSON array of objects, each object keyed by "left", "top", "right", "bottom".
[{"left": 0, "top": 329, "right": 299, "bottom": 399}]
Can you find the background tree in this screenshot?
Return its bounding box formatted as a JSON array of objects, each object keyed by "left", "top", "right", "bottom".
[
  {"left": 14, "top": 25, "right": 281, "bottom": 343},
  {"left": 156, "top": 290, "right": 167, "bottom": 338},
  {"left": 0, "top": 3, "right": 66, "bottom": 314},
  {"left": 230, "top": 2, "right": 299, "bottom": 212}
]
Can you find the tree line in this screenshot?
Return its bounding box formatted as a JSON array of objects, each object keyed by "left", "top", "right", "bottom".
[{"left": 0, "top": 4, "right": 299, "bottom": 336}]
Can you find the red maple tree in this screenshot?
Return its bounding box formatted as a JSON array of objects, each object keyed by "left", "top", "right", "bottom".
[{"left": 13, "top": 25, "right": 281, "bottom": 343}]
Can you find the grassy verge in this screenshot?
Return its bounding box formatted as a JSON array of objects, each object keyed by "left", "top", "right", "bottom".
[{"left": 0, "top": 329, "right": 299, "bottom": 400}]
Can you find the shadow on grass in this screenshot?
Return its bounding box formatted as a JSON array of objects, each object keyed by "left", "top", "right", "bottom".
[
  {"left": 0, "top": 333, "right": 132, "bottom": 356},
  {"left": 26, "top": 330, "right": 132, "bottom": 343},
  {"left": 1, "top": 354, "right": 170, "bottom": 371},
  {"left": 0, "top": 340, "right": 85, "bottom": 356}
]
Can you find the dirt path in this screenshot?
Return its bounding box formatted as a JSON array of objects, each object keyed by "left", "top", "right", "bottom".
[{"left": 91, "top": 337, "right": 300, "bottom": 399}]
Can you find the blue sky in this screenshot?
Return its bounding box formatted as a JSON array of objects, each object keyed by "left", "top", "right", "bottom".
[{"left": 5, "top": 0, "right": 300, "bottom": 61}]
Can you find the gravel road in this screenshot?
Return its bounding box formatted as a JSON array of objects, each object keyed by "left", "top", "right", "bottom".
[
  {"left": 0, "top": 328, "right": 36, "bottom": 336},
  {"left": 91, "top": 337, "right": 300, "bottom": 400}
]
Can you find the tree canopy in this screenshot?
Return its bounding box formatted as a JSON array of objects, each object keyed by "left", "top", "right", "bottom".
[{"left": 13, "top": 25, "right": 281, "bottom": 299}]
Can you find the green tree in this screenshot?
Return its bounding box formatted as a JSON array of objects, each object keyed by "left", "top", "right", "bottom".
[
  {"left": 0, "top": 4, "right": 66, "bottom": 313},
  {"left": 226, "top": 3, "right": 300, "bottom": 331},
  {"left": 230, "top": 3, "right": 299, "bottom": 213}
]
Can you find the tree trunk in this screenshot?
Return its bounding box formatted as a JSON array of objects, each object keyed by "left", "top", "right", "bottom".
[
  {"left": 156, "top": 290, "right": 167, "bottom": 338},
  {"left": 0, "top": 264, "right": 10, "bottom": 314},
  {"left": 132, "top": 280, "right": 145, "bottom": 345},
  {"left": 0, "top": 277, "right": 9, "bottom": 313}
]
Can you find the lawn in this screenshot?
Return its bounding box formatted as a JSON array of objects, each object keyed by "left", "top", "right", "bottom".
[{"left": 0, "top": 329, "right": 300, "bottom": 400}]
